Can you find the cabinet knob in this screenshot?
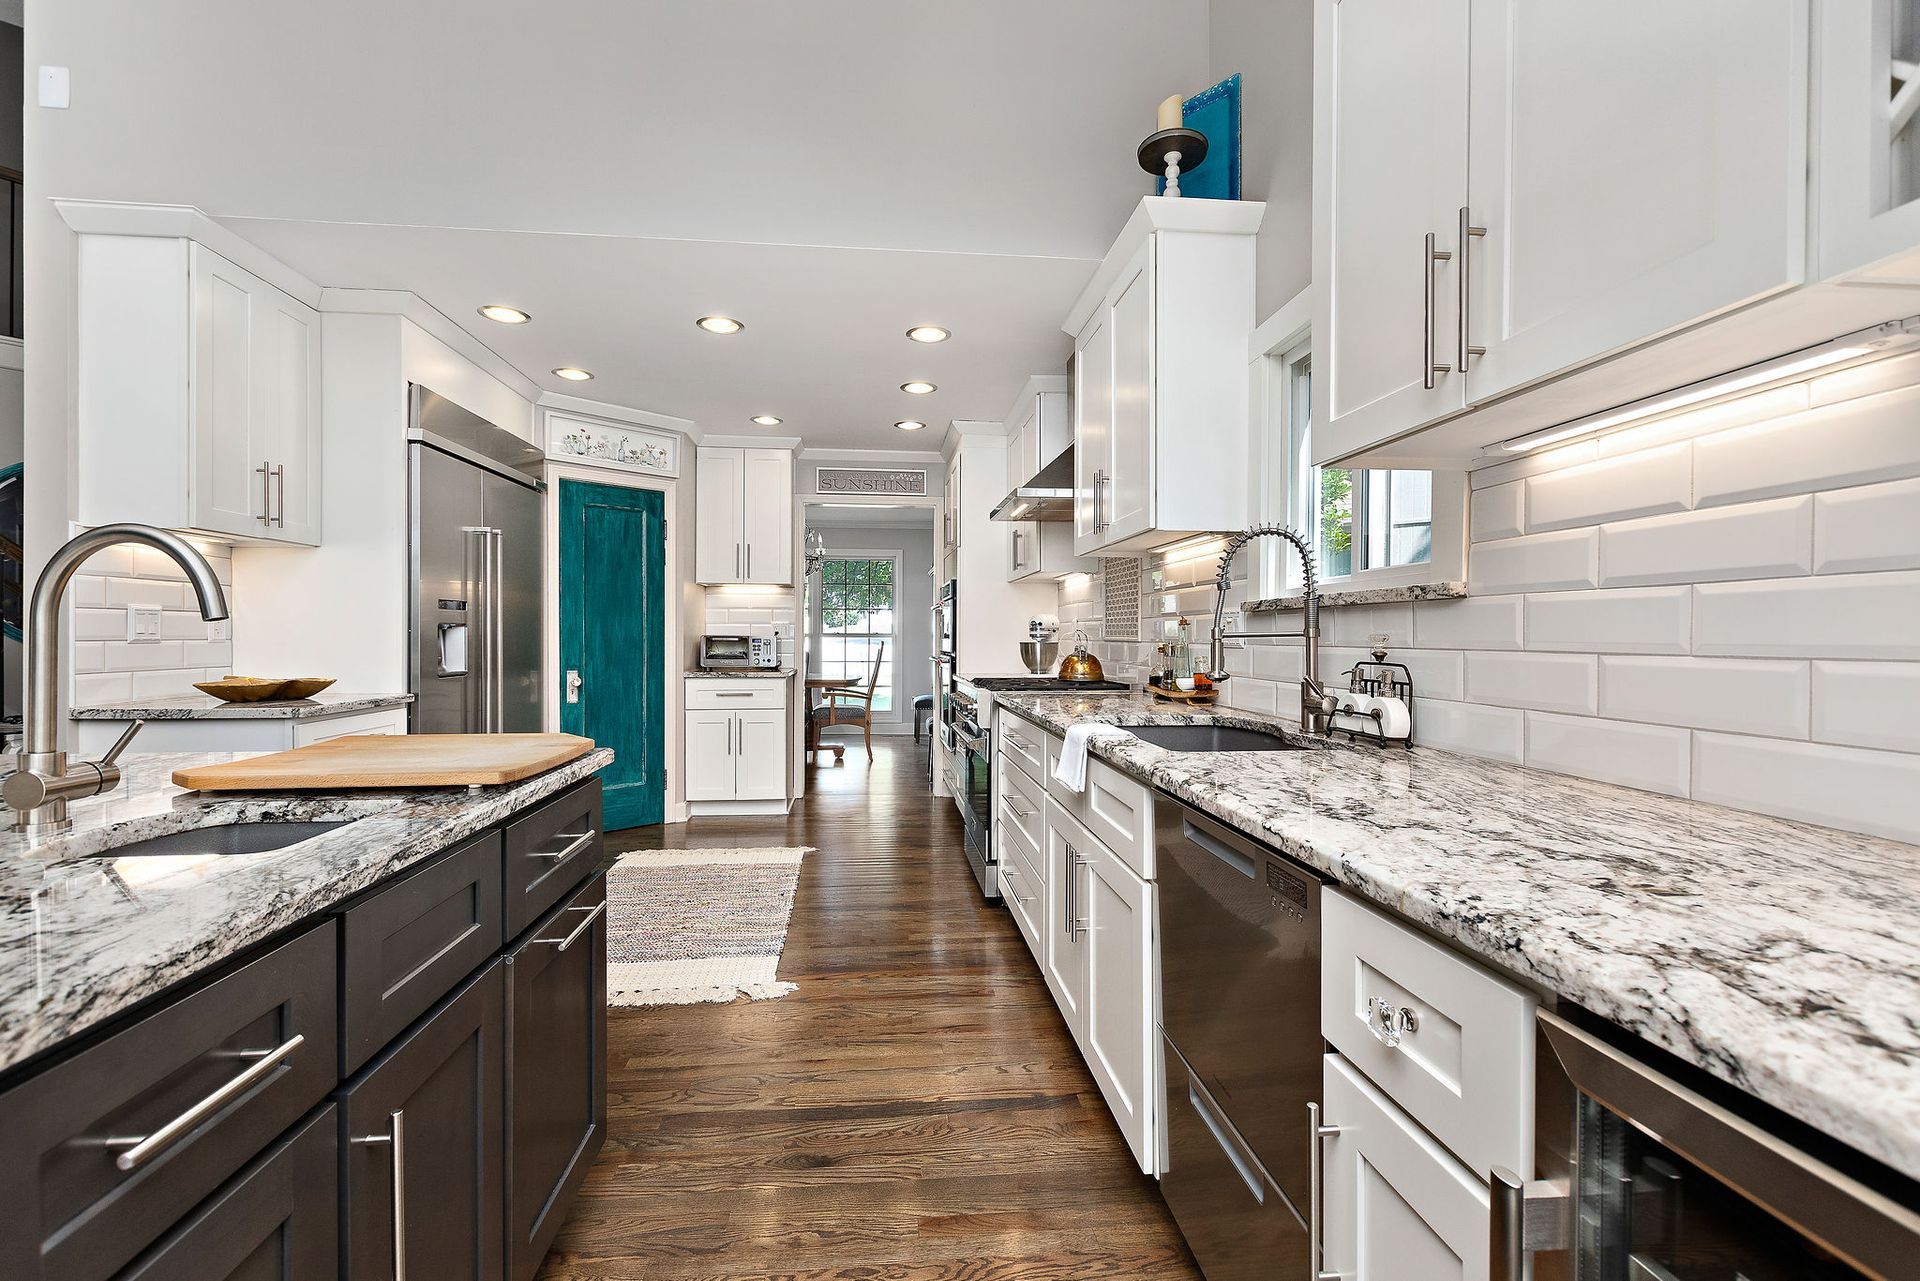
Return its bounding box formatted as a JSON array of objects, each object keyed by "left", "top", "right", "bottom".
[{"left": 1365, "top": 995, "right": 1419, "bottom": 1049}]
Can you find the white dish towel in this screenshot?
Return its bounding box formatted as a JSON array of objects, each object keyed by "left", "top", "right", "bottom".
[{"left": 1052, "top": 723, "right": 1136, "bottom": 793}]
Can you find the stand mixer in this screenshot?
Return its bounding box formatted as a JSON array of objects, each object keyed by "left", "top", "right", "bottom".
[{"left": 1020, "top": 615, "right": 1060, "bottom": 675}]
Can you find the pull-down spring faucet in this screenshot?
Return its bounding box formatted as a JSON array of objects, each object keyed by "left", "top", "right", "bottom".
[{"left": 1205, "top": 524, "right": 1337, "bottom": 735}]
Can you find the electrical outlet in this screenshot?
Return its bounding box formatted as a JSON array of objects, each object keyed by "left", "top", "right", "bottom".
[
  {"left": 125, "top": 605, "right": 162, "bottom": 644},
  {"left": 37, "top": 66, "right": 70, "bottom": 109},
  {"left": 207, "top": 618, "right": 231, "bottom": 642},
  {"left": 770, "top": 621, "right": 794, "bottom": 640}
]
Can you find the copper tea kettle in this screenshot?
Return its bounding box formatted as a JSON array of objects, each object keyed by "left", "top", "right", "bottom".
[{"left": 1058, "top": 630, "right": 1106, "bottom": 682}]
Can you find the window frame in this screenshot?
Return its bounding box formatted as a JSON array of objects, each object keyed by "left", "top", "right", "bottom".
[
  {"left": 1248, "top": 287, "right": 1468, "bottom": 600},
  {"left": 807, "top": 549, "right": 903, "bottom": 721}
]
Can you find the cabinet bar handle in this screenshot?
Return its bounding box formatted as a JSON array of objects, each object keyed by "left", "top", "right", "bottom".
[
  {"left": 273, "top": 463, "right": 287, "bottom": 528},
  {"left": 735, "top": 542, "right": 741, "bottom": 579},
  {"left": 534, "top": 901, "right": 607, "bottom": 952},
  {"left": 1491, "top": 1166, "right": 1524, "bottom": 1281},
  {"left": 353, "top": 1108, "right": 407, "bottom": 1281},
  {"left": 1002, "top": 863, "right": 1034, "bottom": 905},
  {"left": 1423, "top": 232, "right": 1453, "bottom": 390},
  {"left": 1457, "top": 207, "right": 1487, "bottom": 374},
  {"left": 105, "top": 1032, "right": 305, "bottom": 1171},
  {"left": 1308, "top": 1101, "right": 1346, "bottom": 1281},
  {"left": 528, "top": 830, "right": 596, "bottom": 861},
  {"left": 715, "top": 691, "right": 753, "bottom": 698},
  {"left": 1005, "top": 799, "right": 1036, "bottom": 819},
  {"left": 726, "top": 716, "right": 733, "bottom": 756},
  {"left": 256, "top": 463, "right": 272, "bottom": 524}
]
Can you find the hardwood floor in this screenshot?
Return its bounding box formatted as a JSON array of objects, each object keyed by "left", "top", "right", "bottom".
[{"left": 535, "top": 735, "right": 1201, "bottom": 1280}]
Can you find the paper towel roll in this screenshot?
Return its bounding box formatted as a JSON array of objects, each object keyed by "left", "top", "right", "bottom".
[{"left": 1374, "top": 696, "right": 1412, "bottom": 740}]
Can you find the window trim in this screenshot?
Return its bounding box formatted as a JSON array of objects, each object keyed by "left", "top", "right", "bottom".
[
  {"left": 1248, "top": 287, "right": 1468, "bottom": 600},
  {"left": 808, "top": 549, "right": 904, "bottom": 722}
]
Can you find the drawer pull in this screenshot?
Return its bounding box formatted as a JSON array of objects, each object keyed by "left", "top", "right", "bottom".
[
  {"left": 104, "top": 1032, "right": 306, "bottom": 1172},
  {"left": 1365, "top": 996, "right": 1419, "bottom": 1049},
  {"left": 1002, "top": 863, "right": 1034, "bottom": 905},
  {"left": 353, "top": 1108, "right": 408, "bottom": 1281},
  {"left": 715, "top": 691, "right": 754, "bottom": 698},
  {"left": 1004, "top": 799, "right": 1036, "bottom": 820},
  {"left": 1004, "top": 732, "right": 1032, "bottom": 752},
  {"left": 1308, "top": 1101, "right": 1347, "bottom": 1281},
  {"left": 529, "top": 830, "right": 597, "bottom": 861},
  {"left": 534, "top": 901, "right": 607, "bottom": 952}
]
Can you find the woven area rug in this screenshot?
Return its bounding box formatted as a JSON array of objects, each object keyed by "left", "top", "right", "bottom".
[{"left": 605, "top": 846, "right": 812, "bottom": 1007}]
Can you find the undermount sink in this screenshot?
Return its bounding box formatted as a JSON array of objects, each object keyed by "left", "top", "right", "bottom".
[
  {"left": 1128, "top": 725, "right": 1319, "bottom": 753},
  {"left": 103, "top": 820, "right": 354, "bottom": 858}
]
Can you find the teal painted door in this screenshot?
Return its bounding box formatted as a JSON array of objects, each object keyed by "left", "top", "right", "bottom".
[{"left": 559, "top": 480, "right": 666, "bottom": 829}]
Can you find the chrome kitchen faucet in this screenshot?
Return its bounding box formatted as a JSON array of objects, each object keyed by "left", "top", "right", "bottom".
[
  {"left": 1206, "top": 524, "right": 1337, "bottom": 735},
  {"left": 4, "top": 523, "right": 230, "bottom": 836}
]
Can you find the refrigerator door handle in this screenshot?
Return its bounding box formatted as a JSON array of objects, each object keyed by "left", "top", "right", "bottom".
[
  {"left": 490, "top": 528, "right": 505, "bottom": 733},
  {"left": 464, "top": 526, "right": 493, "bottom": 733}
]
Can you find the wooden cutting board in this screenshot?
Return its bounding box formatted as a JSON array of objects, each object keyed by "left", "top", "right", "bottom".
[{"left": 172, "top": 733, "right": 597, "bottom": 791}]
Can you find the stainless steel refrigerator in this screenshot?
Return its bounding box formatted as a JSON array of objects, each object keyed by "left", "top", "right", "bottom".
[{"left": 407, "top": 385, "right": 546, "bottom": 733}]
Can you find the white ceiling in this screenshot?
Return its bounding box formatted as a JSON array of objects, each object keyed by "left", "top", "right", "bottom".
[{"left": 42, "top": 0, "right": 1214, "bottom": 445}]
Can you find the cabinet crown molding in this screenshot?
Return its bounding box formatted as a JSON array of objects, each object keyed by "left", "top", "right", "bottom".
[
  {"left": 1064, "top": 196, "right": 1266, "bottom": 337},
  {"left": 55, "top": 199, "right": 325, "bottom": 308}
]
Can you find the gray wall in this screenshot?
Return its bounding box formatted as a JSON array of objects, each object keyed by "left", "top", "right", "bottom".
[
  {"left": 1210, "top": 0, "right": 1314, "bottom": 320},
  {"left": 805, "top": 513, "right": 934, "bottom": 731}
]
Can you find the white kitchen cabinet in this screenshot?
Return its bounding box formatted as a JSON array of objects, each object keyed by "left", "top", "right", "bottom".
[
  {"left": 1321, "top": 1054, "right": 1491, "bottom": 1281},
  {"left": 1041, "top": 803, "right": 1089, "bottom": 1033},
  {"left": 1817, "top": 0, "right": 1920, "bottom": 281},
  {"left": 1080, "top": 838, "right": 1155, "bottom": 1172},
  {"left": 76, "top": 236, "right": 321, "bottom": 545},
  {"left": 1008, "top": 521, "right": 1092, "bottom": 582},
  {"left": 1066, "top": 199, "right": 1261, "bottom": 556},
  {"left": 941, "top": 451, "right": 963, "bottom": 558},
  {"left": 684, "top": 678, "right": 791, "bottom": 811},
  {"left": 694, "top": 446, "right": 791, "bottom": 585}
]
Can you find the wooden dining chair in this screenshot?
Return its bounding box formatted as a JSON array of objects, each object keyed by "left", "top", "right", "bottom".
[{"left": 811, "top": 642, "right": 885, "bottom": 764}]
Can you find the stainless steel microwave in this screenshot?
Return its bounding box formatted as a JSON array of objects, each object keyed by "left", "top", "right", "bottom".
[{"left": 699, "top": 633, "right": 779, "bottom": 670}]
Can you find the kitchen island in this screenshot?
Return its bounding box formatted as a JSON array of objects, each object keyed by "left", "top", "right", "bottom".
[
  {"left": 0, "top": 746, "right": 613, "bottom": 1281},
  {"left": 996, "top": 691, "right": 1920, "bottom": 1188}
]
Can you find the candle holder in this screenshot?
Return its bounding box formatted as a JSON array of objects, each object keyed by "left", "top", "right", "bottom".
[{"left": 1138, "top": 126, "right": 1209, "bottom": 198}]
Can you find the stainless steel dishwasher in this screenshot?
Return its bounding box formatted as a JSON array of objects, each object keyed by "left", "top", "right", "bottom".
[{"left": 1157, "top": 798, "right": 1323, "bottom": 1281}]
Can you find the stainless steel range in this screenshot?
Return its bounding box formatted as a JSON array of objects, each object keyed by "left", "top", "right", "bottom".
[{"left": 946, "top": 675, "right": 1129, "bottom": 899}]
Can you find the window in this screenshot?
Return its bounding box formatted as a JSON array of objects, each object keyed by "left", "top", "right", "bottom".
[
  {"left": 1282, "top": 355, "right": 1432, "bottom": 581},
  {"left": 811, "top": 555, "right": 897, "bottom": 714}
]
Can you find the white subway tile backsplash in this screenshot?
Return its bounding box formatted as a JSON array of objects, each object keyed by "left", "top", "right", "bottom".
[
  {"left": 78, "top": 547, "right": 135, "bottom": 579},
  {"left": 1464, "top": 651, "right": 1597, "bottom": 714},
  {"left": 1470, "top": 439, "right": 1599, "bottom": 489},
  {"left": 1526, "top": 712, "right": 1691, "bottom": 797},
  {"left": 1694, "top": 382, "right": 1920, "bottom": 507},
  {"left": 1468, "top": 528, "right": 1597, "bottom": 594},
  {"left": 72, "top": 642, "right": 105, "bottom": 673},
  {"left": 104, "top": 576, "right": 186, "bottom": 609},
  {"left": 1322, "top": 646, "right": 1464, "bottom": 702},
  {"left": 1811, "top": 661, "right": 1920, "bottom": 753},
  {"left": 72, "top": 577, "right": 106, "bottom": 607},
  {"left": 1469, "top": 481, "right": 1524, "bottom": 542},
  {"left": 71, "top": 673, "right": 134, "bottom": 705},
  {"left": 1692, "top": 733, "right": 1920, "bottom": 843},
  {"left": 1413, "top": 595, "right": 1525, "bottom": 651},
  {"left": 1251, "top": 642, "right": 1306, "bottom": 683},
  {"left": 1525, "top": 442, "right": 1691, "bottom": 534},
  {"left": 1224, "top": 676, "right": 1279, "bottom": 714},
  {"left": 72, "top": 608, "right": 126, "bottom": 642},
  {"left": 181, "top": 640, "right": 233, "bottom": 668},
  {"left": 101, "top": 641, "right": 187, "bottom": 671},
  {"left": 1599, "top": 656, "right": 1809, "bottom": 738},
  {"left": 1327, "top": 603, "right": 1415, "bottom": 649},
  {"left": 158, "top": 612, "right": 217, "bottom": 641},
  {"left": 1525, "top": 587, "right": 1691, "bottom": 655},
  {"left": 1812, "top": 476, "right": 1920, "bottom": 574},
  {"left": 1807, "top": 346, "right": 1920, "bottom": 407},
  {"left": 130, "top": 668, "right": 205, "bottom": 699},
  {"left": 1592, "top": 384, "right": 1810, "bottom": 458},
  {"left": 1693, "top": 571, "right": 1920, "bottom": 659},
  {"left": 1599, "top": 497, "right": 1813, "bottom": 588},
  {"left": 1417, "top": 699, "right": 1525, "bottom": 763}
]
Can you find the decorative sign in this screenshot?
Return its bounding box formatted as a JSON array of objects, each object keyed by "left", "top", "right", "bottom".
[
  {"left": 545, "top": 414, "right": 679, "bottom": 477},
  {"left": 815, "top": 467, "right": 928, "bottom": 496}
]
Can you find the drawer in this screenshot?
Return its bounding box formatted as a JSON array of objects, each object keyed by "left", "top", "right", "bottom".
[
  {"left": 503, "top": 778, "right": 604, "bottom": 939},
  {"left": 1159, "top": 1035, "right": 1311, "bottom": 1280},
  {"left": 0, "top": 922, "right": 338, "bottom": 1281},
  {"left": 1321, "top": 889, "right": 1535, "bottom": 1180},
  {"left": 685, "top": 679, "right": 787, "bottom": 710},
  {"left": 996, "top": 710, "right": 1049, "bottom": 781},
  {"left": 341, "top": 832, "right": 504, "bottom": 1075},
  {"left": 996, "top": 749, "right": 1045, "bottom": 852},
  {"left": 290, "top": 707, "right": 408, "bottom": 747},
  {"left": 118, "top": 1103, "right": 338, "bottom": 1281},
  {"left": 997, "top": 815, "right": 1044, "bottom": 961},
  {"left": 1081, "top": 756, "right": 1153, "bottom": 879}
]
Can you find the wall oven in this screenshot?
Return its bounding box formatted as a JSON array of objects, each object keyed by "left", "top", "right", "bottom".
[{"left": 1520, "top": 1009, "right": 1920, "bottom": 1281}]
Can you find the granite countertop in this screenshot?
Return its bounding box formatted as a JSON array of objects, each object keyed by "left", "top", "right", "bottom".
[
  {"left": 1241, "top": 581, "right": 1468, "bottom": 613},
  {"left": 995, "top": 691, "right": 1920, "bottom": 1182},
  {"left": 0, "top": 747, "right": 612, "bottom": 1075},
  {"left": 686, "top": 667, "right": 796, "bottom": 679},
  {"left": 71, "top": 693, "right": 416, "bottom": 721}
]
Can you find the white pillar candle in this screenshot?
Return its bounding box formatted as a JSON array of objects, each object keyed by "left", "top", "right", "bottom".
[{"left": 1157, "top": 93, "right": 1183, "bottom": 132}]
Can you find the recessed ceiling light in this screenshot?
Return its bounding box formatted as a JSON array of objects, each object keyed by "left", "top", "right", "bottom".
[
  {"left": 478, "top": 305, "right": 531, "bottom": 325},
  {"left": 696, "top": 315, "right": 745, "bottom": 335},
  {"left": 552, "top": 367, "right": 594, "bottom": 382},
  {"left": 900, "top": 381, "right": 937, "bottom": 395},
  {"left": 751, "top": 415, "right": 783, "bottom": 426},
  {"left": 895, "top": 420, "right": 926, "bottom": 431},
  {"left": 906, "top": 325, "right": 950, "bottom": 344}
]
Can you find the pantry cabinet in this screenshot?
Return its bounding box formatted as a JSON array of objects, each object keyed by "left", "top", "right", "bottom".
[
  {"left": 695, "top": 445, "right": 792, "bottom": 585},
  {"left": 1065, "top": 198, "right": 1261, "bottom": 556},
  {"left": 76, "top": 236, "right": 322, "bottom": 545},
  {"left": 684, "top": 678, "right": 790, "bottom": 811}
]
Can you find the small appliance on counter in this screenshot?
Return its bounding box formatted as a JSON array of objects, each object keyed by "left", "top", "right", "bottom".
[
  {"left": 1057, "top": 630, "right": 1105, "bottom": 682},
  {"left": 1020, "top": 614, "right": 1061, "bottom": 675},
  {"left": 699, "top": 632, "right": 780, "bottom": 670}
]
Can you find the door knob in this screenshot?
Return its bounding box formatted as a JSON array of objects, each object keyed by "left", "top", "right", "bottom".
[{"left": 565, "top": 669, "right": 583, "bottom": 704}]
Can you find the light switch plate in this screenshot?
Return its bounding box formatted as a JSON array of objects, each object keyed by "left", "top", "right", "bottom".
[
  {"left": 126, "top": 605, "right": 162, "bottom": 644},
  {"left": 37, "top": 66, "right": 69, "bottom": 109}
]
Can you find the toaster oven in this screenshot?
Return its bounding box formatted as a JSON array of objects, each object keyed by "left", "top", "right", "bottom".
[{"left": 699, "top": 633, "right": 779, "bottom": 670}]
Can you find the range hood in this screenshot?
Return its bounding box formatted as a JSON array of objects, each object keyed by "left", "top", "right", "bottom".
[{"left": 989, "top": 448, "right": 1075, "bottom": 522}]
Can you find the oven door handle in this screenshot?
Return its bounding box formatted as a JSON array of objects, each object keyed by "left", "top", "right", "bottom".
[{"left": 952, "top": 725, "right": 988, "bottom": 753}]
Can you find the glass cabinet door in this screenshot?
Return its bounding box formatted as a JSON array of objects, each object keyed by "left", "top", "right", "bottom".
[{"left": 1818, "top": 0, "right": 1920, "bottom": 278}]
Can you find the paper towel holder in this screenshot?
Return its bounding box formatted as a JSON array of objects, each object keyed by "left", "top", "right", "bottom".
[{"left": 1331, "top": 644, "right": 1415, "bottom": 748}]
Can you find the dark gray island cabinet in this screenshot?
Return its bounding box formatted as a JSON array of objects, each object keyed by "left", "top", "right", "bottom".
[{"left": 0, "top": 776, "right": 608, "bottom": 1281}]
